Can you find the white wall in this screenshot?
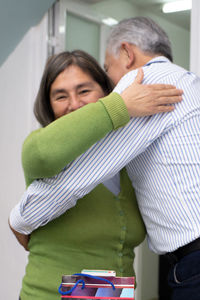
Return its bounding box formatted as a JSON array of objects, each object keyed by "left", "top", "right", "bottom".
[
  {"left": 0, "top": 16, "right": 47, "bottom": 299},
  {"left": 190, "top": 0, "right": 200, "bottom": 75}
]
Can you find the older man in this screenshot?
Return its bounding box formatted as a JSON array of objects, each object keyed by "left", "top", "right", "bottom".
[{"left": 10, "top": 17, "right": 200, "bottom": 300}]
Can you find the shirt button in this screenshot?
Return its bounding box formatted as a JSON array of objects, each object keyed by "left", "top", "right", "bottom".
[{"left": 118, "top": 252, "right": 123, "bottom": 257}]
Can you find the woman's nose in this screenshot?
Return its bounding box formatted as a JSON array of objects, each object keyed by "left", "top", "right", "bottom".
[{"left": 69, "top": 96, "right": 81, "bottom": 112}]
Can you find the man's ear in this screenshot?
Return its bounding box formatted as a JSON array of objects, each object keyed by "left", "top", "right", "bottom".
[{"left": 121, "top": 42, "right": 135, "bottom": 69}]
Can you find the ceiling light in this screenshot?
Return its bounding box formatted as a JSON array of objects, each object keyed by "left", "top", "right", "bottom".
[
  {"left": 59, "top": 26, "right": 65, "bottom": 34},
  {"left": 162, "top": 0, "right": 192, "bottom": 13},
  {"left": 102, "top": 17, "right": 118, "bottom": 26}
]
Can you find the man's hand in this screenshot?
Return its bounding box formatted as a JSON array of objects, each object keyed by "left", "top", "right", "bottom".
[
  {"left": 121, "top": 68, "right": 183, "bottom": 117},
  {"left": 9, "top": 219, "right": 30, "bottom": 251}
]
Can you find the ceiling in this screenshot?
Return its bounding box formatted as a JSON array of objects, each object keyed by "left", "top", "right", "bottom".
[
  {"left": 129, "top": 0, "right": 191, "bottom": 30},
  {"left": 85, "top": 0, "right": 191, "bottom": 30},
  {"left": 0, "top": 0, "right": 190, "bottom": 68}
]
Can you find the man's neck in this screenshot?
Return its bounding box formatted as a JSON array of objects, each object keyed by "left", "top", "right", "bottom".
[{"left": 132, "top": 54, "right": 160, "bottom": 70}]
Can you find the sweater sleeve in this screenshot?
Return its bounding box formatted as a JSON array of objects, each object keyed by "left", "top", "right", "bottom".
[{"left": 22, "top": 92, "right": 129, "bottom": 186}]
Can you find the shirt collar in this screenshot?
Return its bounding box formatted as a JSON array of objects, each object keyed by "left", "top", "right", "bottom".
[{"left": 144, "top": 56, "right": 170, "bottom": 67}]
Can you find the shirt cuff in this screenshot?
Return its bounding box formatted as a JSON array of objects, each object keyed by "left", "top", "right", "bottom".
[
  {"left": 9, "top": 202, "right": 33, "bottom": 234},
  {"left": 99, "top": 92, "right": 130, "bottom": 130}
]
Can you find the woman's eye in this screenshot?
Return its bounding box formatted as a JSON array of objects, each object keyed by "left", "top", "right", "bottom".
[
  {"left": 56, "top": 95, "right": 67, "bottom": 100},
  {"left": 80, "top": 90, "right": 90, "bottom": 94}
]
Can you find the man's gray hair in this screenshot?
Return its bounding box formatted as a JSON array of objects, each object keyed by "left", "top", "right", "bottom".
[{"left": 106, "top": 17, "right": 173, "bottom": 61}]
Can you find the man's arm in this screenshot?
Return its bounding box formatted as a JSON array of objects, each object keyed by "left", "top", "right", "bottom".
[
  {"left": 22, "top": 69, "right": 181, "bottom": 186},
  {"left": 9, "top": 66, "right": 178, "bottom": 235},
  {"left": 9, "top": 219, "right": 29, "bottom": 250}
]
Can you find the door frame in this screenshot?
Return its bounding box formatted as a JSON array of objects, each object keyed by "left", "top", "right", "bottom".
[{"left": 49, "top": 0, "right": 111, "bottom": 65}]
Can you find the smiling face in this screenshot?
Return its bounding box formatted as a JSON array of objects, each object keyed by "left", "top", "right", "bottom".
[{"left": 50, "top": 65, "right": 105, "bottom": 119}]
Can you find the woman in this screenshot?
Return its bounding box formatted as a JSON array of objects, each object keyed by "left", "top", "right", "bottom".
[{"left": 9, "top": 50, "right": 182, "bottom": 300}]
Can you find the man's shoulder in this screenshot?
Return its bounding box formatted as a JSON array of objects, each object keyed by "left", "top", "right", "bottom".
[
  {"left": 113, "top": 69, "right": 138, "bottom": 94},
  {"left": 113, "top": 58, "right": 190, "bottom": 94},
  {"left": 142, "top": 60, "right": 188, "bottom": 84}
]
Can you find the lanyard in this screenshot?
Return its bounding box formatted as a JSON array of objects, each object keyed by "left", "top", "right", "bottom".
[{"left": 144, "top": 60, "right": 168, "bottom": 67}]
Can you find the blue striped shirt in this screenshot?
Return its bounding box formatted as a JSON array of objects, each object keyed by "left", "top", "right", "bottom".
[{"left": 10, "top": 56, "right": 200, "bottom": 254}]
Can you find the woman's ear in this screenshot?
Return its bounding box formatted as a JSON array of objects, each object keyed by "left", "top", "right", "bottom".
[{"left": 121, "top": 42, "right": 135, "bottom": 69}]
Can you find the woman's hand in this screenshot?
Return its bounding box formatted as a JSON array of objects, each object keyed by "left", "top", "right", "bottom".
[
  {"left": 9, "top": 219, "right": 30, "bottom": 251},
  {"left": 121, "top": 68, "right": 183, "bottom": 117}
]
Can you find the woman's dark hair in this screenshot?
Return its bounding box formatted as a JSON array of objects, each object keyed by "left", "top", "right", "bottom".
[{"left": 34, "top": 50, "right": 114, "bottom": 127}]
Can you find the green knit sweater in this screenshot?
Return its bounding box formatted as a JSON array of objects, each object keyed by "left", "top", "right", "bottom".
[{"left": 20, "top": 93, "right": 146, "bottom": 300}]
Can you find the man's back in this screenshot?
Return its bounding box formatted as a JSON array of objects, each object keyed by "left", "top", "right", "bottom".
[{"left": 116, "top": 56, "right": 200, "bottom": 254}]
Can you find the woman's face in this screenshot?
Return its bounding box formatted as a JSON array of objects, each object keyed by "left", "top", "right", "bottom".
[{"left": 50, "top": 65, "right": 105, "bottom": 119}]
